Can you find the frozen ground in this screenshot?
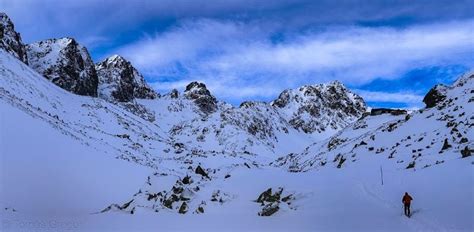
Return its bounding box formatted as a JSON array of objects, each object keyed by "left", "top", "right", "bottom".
[
  {"left": 1, "top": 120, "right": 472, "bottom": 231},
  {"left": 1, "top": 100, "right": 472, "bottom": 231}
]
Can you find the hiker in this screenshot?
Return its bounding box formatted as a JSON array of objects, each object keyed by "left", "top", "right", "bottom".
[{"left": 402, "top": 192, "right": 413, "bottom": 217}]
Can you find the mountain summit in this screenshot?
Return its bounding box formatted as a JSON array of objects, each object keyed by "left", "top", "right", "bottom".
[
  {"left": 184, "top": 82, "right": 218, "bottom": 114},
  {"left": 95, "top": 55, "right": 158, "bottom": 102},
  {"left": 0, "top": 13, "right": 28, "bottom": 64},
  {"left": 26, "top": 37, "right": 99, "bottom": 97},
  {"left": 272, "top": 81, "right": 367, "bottom": 133}
]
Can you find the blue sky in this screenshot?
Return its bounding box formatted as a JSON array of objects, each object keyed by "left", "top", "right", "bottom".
[{"left": 2, "top": 0, "right": 473, "bottom": 108}]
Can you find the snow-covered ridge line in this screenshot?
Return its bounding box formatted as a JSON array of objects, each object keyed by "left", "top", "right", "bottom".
[{"left": 274, "top": 72, "right": 473, "bottom": 172}]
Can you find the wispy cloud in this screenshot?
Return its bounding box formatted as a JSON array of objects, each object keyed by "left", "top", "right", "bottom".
[
  {"left": 116, "top": 19, "right": 474, "bottom": 104},
  {"left": 3, "top": 0, "right": 473, "bottom": 106}
]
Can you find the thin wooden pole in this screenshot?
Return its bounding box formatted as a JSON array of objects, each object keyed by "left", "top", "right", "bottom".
[{"left": 380, "top": 166, "right": 384, "bottom": 186}]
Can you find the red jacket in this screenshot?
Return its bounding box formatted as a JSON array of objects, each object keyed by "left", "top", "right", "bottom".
[{"left": 402, "top": 194, "right": 413, "bottom": 205}]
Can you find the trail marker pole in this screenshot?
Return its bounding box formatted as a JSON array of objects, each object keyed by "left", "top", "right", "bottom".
[{"left": 380, "top": 166, "right": 384, "bottom": 186}]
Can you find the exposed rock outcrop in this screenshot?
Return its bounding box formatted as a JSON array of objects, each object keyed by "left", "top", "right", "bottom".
[
  {"left": 95, "top": 55, "right": 157, "bottom": 102},
  {"left": 423, "top": 84, "right": 447, "bottom": 108},
  {"left": 26, "top": 37, "right": 98, "bottom": 96},
  {"left": 184, "top": 82, "right": 217, "bottom": 114},
  {"left": 272, "top": 81, "right": 367, "bottom": 133},
  {"left": 0, "top": 13, "right": 28, "bottom": 64},
  {"left": 370, "top": 108, "right": 407, "bottom": 116}
]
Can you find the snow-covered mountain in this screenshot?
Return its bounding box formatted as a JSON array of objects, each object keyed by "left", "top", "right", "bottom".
[
  {"left": 1, "top": 12, "right": 472, "bottom": 231},
  {"left": 272, "top": 81, "right": 367, "bottom": 135},
  {"left": 26, "top": 37, "right": 99, "bottom": 97},
  {"left": 95, "top": 55, "right": 158, "bottom": 102},
  {"left": 273, "top": 72, "right": 473, "bottom": 172}
]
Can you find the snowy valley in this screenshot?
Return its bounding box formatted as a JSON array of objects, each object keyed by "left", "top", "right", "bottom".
[{"left": 0, "top": 12, "right": 473, "bottom": 231}]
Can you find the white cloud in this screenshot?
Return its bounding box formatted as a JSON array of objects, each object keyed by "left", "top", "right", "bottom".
[{"left": 115, "top": 19, "right": 473, "bottom": 104}]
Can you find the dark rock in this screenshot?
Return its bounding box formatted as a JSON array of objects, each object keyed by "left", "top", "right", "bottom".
[
  {"left": 256, "top": 188, "right": 283, "bottom": 203},
  {"left": 95, "top": 55, "right": 158, "bottom": 102},
  {"left": 163, "top": 194, "right": 179, "bottom": 209},
  {"left": 147, "top": 193, "right": 158, "bottom": 201},
  {"left": 195, "top": 165, "right": 210, "bottom": 179},
  {"left": 169, "top": 89, "right": 179, "bottom": 98},
  {"left": 441, "top": 138, "right": 452, "bottom": 150},
  {"left": 196, "top": 206, "right": 204, "bottom": 214},
  {"left": 328, "top": 137, "right": 347, "bottom": 150},
  {"left": 26, "top": 38, "right": 98, "bottom": 96},
  {"left": 256, "top": 188, "right": 273, "bottom": 203},
  {"left": 337, "top": 156, "right": 346, "bottom": 168},
  {"left": 461, "top": 146, "right": 471, "bottom": 158},
  {"left": 0, "top": 13, "right": 28, "bottom": 64},
  {"left": 172, "top": 186, "right": 184, "bottom": 194},
  {"left": 370, "top": 108, "right": 407, "bottom": 116},
  {"left": 182, "top": 175, "right": 192, "bottom": 185},
  {"left": 423, "top": 85, "right": 447, "bottom": 108},
  {"left": 258, "top": 202, "right": 279, "bottom": 216},
  {"left": 184, "top": 82, "right": 217, "bottom": 114},
  {"left": 178, "top": 202, "right": 188, "bottom": 214},
  {"left": 121, "top": 199, "right": 134, "bottom": 210},
  {"left": 281, "top": 194, "right": 293, "bottom": 202}
]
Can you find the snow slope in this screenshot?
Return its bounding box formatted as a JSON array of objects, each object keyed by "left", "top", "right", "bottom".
[
  {"left": 273, "top": 72, "right": 474, "bottom": 173},
  {"left": 0, "top": 100, "right": 152, "bottom": 216}
]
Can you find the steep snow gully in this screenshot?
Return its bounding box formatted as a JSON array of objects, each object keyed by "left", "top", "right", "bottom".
[{"left": 1, "top": 12, "right": 473, "bottom": 231}]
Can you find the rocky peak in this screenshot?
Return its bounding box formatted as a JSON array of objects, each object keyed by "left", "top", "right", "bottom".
[
  {"left": 453, "top": 71, "right": 474, "bottom": 88},
  {"left": 423, "top": 84, "right": 448, "bottom": 108},
  {"left": 169, "top": 89, "right": 179, "bottom": 99},
  {"left": 0, "top": 12, "right": 28, "bottom": 64},
  {"left": 26, "top": 37, "right": 98, "bottom": 97},
  {"left": 95, "top": 55, "right": 158, "bottom": 102},
  {"left": 272, "top": 81, "right": 366, "bottom": 134},
  {"left": 184, "top": 82, "right": 217, "bottom": 114},
  {"left": 423, "top": 71, "right": 473, "bottom": 108}
]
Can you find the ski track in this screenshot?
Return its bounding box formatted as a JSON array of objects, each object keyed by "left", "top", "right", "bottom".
[{"left": 358, "top": 182, "right": 446, "bottom": 232}]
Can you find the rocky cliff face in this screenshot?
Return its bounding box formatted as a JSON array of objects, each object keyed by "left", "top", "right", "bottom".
[
  {"left": 95, "top": 55, "right": 158, "bottom": 102},
  {"left": 272, "top": 81, "right": 367, "bottom": 134},
  {"left": 273, "top": 73, "right": 473, "bottom": 172},
  {"left": 423, "top": 84, "right": 448, "bottom": 108},
  {"left": 184, "top": 82, "right": 218, "bottom": 114},
  {"left": 26, "top": 37, "right": 98, "bottom": 97},
  {"left": 0, "top": 13, "right": 28, "bottom": 64}
]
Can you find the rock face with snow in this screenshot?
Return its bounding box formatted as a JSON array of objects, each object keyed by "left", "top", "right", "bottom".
[
  {"left": 0, "top": 13, "right": 27, "bottom": 64},
  {"left": 26, "top": 37, "right": 98, "bottom": 97},
  {"left": 95, "top": 55, "right": 158, "bottom": 102},
  {"left": 273, "top": 73, "right": 474, "bottom": 172},
  {"left": 184, "top": 82, "right": 218, "bottom": 114},
  {"left": 423, "top": 84, "right": 448, "bottom": 108},
  {"left": 272, "top": 81, "right": 367, "bottom": 134}
]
